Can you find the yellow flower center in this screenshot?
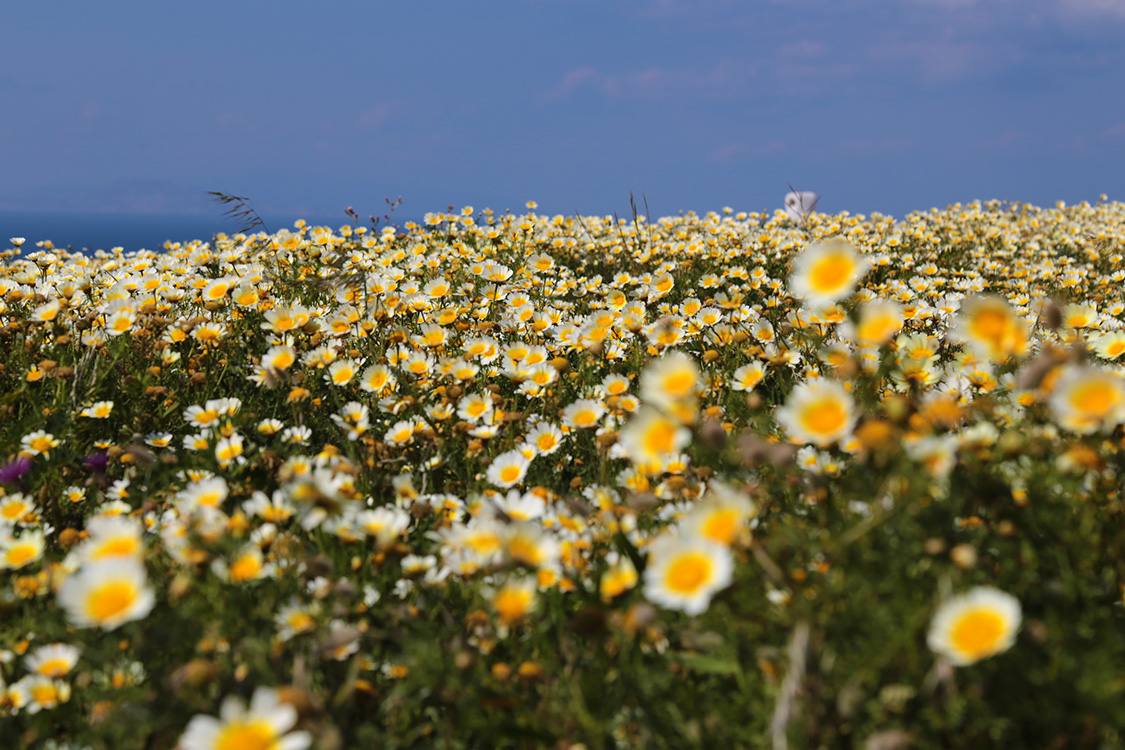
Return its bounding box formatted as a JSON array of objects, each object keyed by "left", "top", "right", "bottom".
[
  {"left": 499, "top": 465, "right": 523, "bottom": 484},
  {"left": 36, "top": 658, "right": 72, "bottom": 678},
  {"left": 229, "top": 555, "right": 263, "bottom": 582},
  {"left": 30, "top": 684, "right": 59, "bottom": 705},
  {"left": 493, "top": 587, "right": 533, "bottom": 623},
  {"left": 601, "top": 569, "right": 637, "bottom": 599},
  {"left": 799, "top": 398, "right": 848, "bottom": 437},
  {"left": 664, "top": 552, "right": 713, "bottom": 595},
  {"left": 465, "top": 531, "right": 502, "bottom": 555},
  {"left": 969, "top": 309, "right": 1013, "bottom": 350},
  {"left": 572, "top": 409, "right": 598, "bottom": 427},
  {"left": 700, "top": 510, "right": 739, "bottom": 545},
  {"left": 91, "top": 537, "right": 141, "bottom": 560},
  {"left": 215, "top": 720, "right": 278, "bottom": 750},
  {"left": 218, "top": 443, "right": 242, "bottom": 461},
  {"left": 741, "top": 372, "right": 764, "bottom": 389},
  {"left": 85, "top": 581, "right": 139, "bottom": 623},
  {"left": 30, "top": 437, "right": 55, "bottom": 453},
  {"left": 642, "top": 419, "right": 678, "bottom": 457},
  {"left": 949, "top": 609, "right": 1007, "bottom": 662},
  {"left": 508, "top": 537, "right": 542, "bottom": 566},
  {"left": 662, "top": 371, "right": 696, "bottom": 399},
  {"left": 1070, "top": 380, "right": 1121, "bottom": 417},
  {"left": 858, "top": 313, "right": 902, "bottom": 344},
  {"left": 808, "top": 253, "right": 856, "bottom": 294},
  {"left": 536, "top": 434, "right": 558, "bottom": 452},
  {"left": 6, "top": 544, "right": 38, "bottom": 568},
  {"left": 1, "top": 502, "right": 28, "bottom": 520},
  {"left": 287, "top": 612, "right": 314, "bottom": 633},
  {"left": 1106, "top": 341, "right": 1125, "bottom": 358}
]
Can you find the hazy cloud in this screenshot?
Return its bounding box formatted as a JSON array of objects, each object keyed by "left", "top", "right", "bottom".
[
  {"left": 1055, "top": 0, "right": 1125, "bottom": 19},
  {"left": 540, "top": 67, "right": 600, "bottom": 102},
  {"left": 981, "top": 130, "right": 1041, "bottom": 150},
  {"left": 358, "top": 102, "right": 396, "bottom": 130},
  {"left": 1102, "top": 122, "right": 1125, "bottom": 141},
  {"left": 867, "top": 35, "right": 1020, "bottom": 83},
  {"left": 779, "top": 40, "right": 826, "bottom": 58},
  {"left": 542, "top": 61, "right": 759, "bottom": 102}
]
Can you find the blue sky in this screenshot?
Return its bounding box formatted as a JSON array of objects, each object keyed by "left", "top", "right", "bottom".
[{"left": 3, "top": 0, "right": 1125, "bottom": 221}]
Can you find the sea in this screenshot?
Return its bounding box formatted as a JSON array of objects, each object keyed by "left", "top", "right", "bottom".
[{"left": 0, "top": 212, "right": 405, "bottom": 254}]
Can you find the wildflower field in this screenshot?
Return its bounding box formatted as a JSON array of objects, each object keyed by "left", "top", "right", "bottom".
[{"left": 3, "top": 198, "right": 1125, "bottom": 749}]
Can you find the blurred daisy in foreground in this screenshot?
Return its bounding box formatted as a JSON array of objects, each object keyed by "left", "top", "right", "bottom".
[
  {"left": 789, "top": 239, "right": 868, "bottom": 308},
  {"left": 682, "top": 482, "right": 756, "bottom": 546},
  {"left": 15, "top": 675, "right": 71, "bottom": 714},
  {"left": 852, "top": 299, "right": 904, "bottom": 347},
  {"left": 640, "top": 350, "right": 699, "bottom": 403},
  {"left": 489, "top": 576, "right": 538, "bottom": 626},
  {"left": 600, "top": 552, "right": 639, "bottom": 602},
  {"left": 927, "top": 587, "right": 1020, "bottom": 666},
  {"left": 775, "top": 379, "right": 857, "bottom": 448},
  {"left": 78, "top": 516, "right": 145, "bottom": 563},
  {"left": 57, "top": 559, "right": 155, "bottom": 630},
  {"left": 1, "top": 530, "right": 46, "bottom": 570},
  {"left": 644, "top": 533, "right": 733, "bottom": 616},
  {"left": 1048, "top": 365, "right": 1125, "bottom": 434},
  {"left": 618, "top": 407, "right": 691, "bottom": 474},
  {"left": 179, "top": 687, "right": 311, "bottom": 750},
  {"left": 1090, "top": 330, "right": 1125, "bottom": 360},
  {"left": 0, "top": 493, "right": 35, "bottom": 523},
  {"left": 950, "top": 295, "right": 1029, "bottom": 362}
]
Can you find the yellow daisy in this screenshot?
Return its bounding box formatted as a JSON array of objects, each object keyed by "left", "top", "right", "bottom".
[
  {"left": 788, "top": 239, "right": 869, "bottom": 307},
  {"left": 775, "top": 379, "right": 857, "bottom": 448},
  {"left": 951, "top": 295, "right": 1029, "bottom": 362},
  {"left": 179, "top": 687, "right": 311, "bottom": 750},
  {"left": 57, "top": 559, "right": 155, "bottom": 630},
  {"left": 1048, "top": 365, "right": 1125, "bottom": 434},
  {"left": 927, "top": 587, "right": 1020, "bottom": 666},
  {"left": 643, "top": 533, "right": 733, "bottom": 615}
]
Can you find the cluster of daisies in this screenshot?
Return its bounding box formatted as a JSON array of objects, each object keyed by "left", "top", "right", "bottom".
[{"left": 1, "top": 196, "right": 1123, "bottom": 741}]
